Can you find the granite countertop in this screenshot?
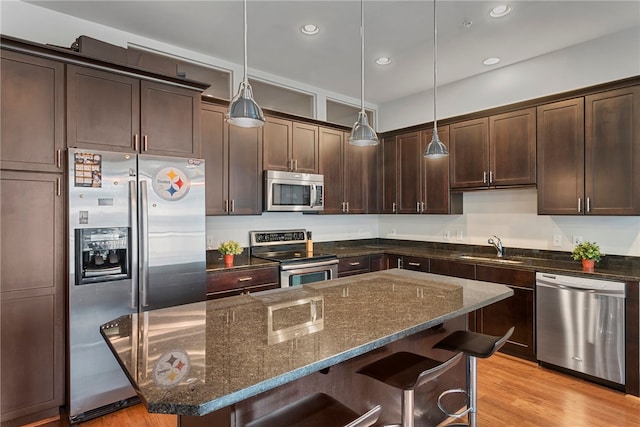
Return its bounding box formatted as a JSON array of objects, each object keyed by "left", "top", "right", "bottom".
[
  {"left": 100, "top": 269, "right": 512, "bottom": 416},
  {"left": 205, "top": 240, "right": 640, "bottom": 281}
]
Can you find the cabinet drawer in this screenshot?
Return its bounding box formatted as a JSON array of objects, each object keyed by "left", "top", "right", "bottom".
[
  {"left": 338, "top": 256, "right": 371, "bottom": 276},
  {"left": 207, "top": 267, "right": 279, "bottom": 293},
  {"left": 476, "top": 265, "right": 534, "bottom": 289},
  {"left": 429, "top": 258, "right": 475, "bottom": 279},
  {"left": 402, "top": 256, "right": 429, "bottom": 273}
]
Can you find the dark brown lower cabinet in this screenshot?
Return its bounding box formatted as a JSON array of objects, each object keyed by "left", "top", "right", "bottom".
[
  {"left": 475, "top": 265, "right": 536, "bottom": 361},
  {"left": 402, "top": 256, "right": 429, "bottom": 273},
  {"left": 206, "top": 267, "right": 279, "bottom": 299},
  {"left": 338, "top": 255, "right": 371, "bottom": 277}
]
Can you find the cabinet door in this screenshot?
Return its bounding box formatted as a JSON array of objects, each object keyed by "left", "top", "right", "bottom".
[
  {"left": 490, "top": 108, "right": 536, "bottom": 186},
  {"left": 403, "top": 256, "right": 429, "bottom": 273},
  {"left": 318, "top": 127, "right": 344, "bottom": 214},
  {"left": 365, "top": 141, "right": 380, "bottom": 213},
  {"left": 1, "top": 171, "right": 64, "bottom": 420},
  {"left": 450, "top": 118, "right": 489, "bottom": 189},
  {"left": 537, "top": 98, "right": 585, "bottom": 215},
  {"left": 263, "top": 117, "right": 293, "bottom": 171},
  {"left": 343, "top": 138, "right": 368, "bottom": 214},
  {"left": 140, "top": 80, "right": 201, "bottom": 157},
  {"left": 585, "top": 86, "right": 640, "bottom": 215},
  {"left": 396, "top": 131, "right": 422, "bottom": 213},
  {"left": 228, "top": 125, "right": 263, "bottom": 215},
  {"left": 429, "top": 259, "right": 475, "bottom": 279},
  {"left": 422, "top": 127, "right": 461, "bottom": 214},
  {"left": 1, "top": 50, "right": 64, "bottom": 173},
  {"left": 201, "top": 103, "right": 229, "bottom": 215},
  {"left": 381, "top": 137, "right": 398, "bottom": 213},
  {"left": 66, "top": 65, "right": 139, "bottom": 152},
  {"left": 292, "top": 122, "right": 319, "bottom": 173},
  {"left": 338, "top": 255, "right": 371, "bottom": 277}
]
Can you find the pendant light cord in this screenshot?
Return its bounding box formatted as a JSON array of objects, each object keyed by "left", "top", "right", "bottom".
[
  {"left": 433, "top": 0, "right": 438, "bottom": 133},
  {"left": 243, "top": 0, "right": 248, "bottom": 83},
  {"left": 360, "top": 0, "right": 365, "bottom": 114}
]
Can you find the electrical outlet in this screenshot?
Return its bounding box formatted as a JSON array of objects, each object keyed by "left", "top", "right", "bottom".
[
  {"left": 456, "top": 230, "right": 464, "bottom": 241},
  {"left": 443, "top": 230, "right": 451, "bottom": 241},
  {"left": 390, "top": 228, "right": 396, "bottom": 236},
  {"left": 552, "top": 235, "right": 562, "bottom": 247},
  {"left": 572, "top": 235, "right": 583, "bottom": 245}
]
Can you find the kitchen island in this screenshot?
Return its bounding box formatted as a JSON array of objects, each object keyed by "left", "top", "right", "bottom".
[{"left": 101, "top": 269, "right": 512, "bottom": 426}]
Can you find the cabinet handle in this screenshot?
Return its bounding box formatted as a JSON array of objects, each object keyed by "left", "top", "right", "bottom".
[
  {"left": 489, "top": 171, "right": 494, "bottom": 184},
  {"left": 483, "top": 171, "right": 487, "bottom": 184},
  {"left": 142, "top": 135, "right": 148, "bottom": 152},
  {"left": 224, "top": 199, "right": 229, "bottom": 213},
  {"left": 56, "top": 177, "right": 61, "bottom": 196},
  {"left": 230, "top": 199, "right": 235, "bottom": 212},
  {"left": 578, "top": 198, "right": 582, "bottom": 213},
  {"left": 133, "top": 134, "right": 139, "bottom": 151},
  {"left": 289, "top": 159, "right": 293, "bottom": 170},
  {"left": 349, "top": 262, "right": 361, "bottom": 266},
  {"left": 417, "top": 202, "right": 421, "bottom": 213},
  {"left": 346, "top": 202, "right": 349, "bottom": 213},
  {"left": 421, "top": 201, "right": 425, "bottom": 213},
  {"left": 238, "top": 277, "right": 253, "bottom": 282},
  {"left": 408, "top": 262, "right": 421, "bottom": 267},
  {"left": 392, "top": 202, "right": 396, "bottom": 213},
  {"left": 294, "top": 159, "right": 298, "bottom": 171},
  {"left": 586, "top": 197, "right": 591, "bottom": 213},
  {"left": 56, "top": 149, "right": 62, "bottom": 169}
]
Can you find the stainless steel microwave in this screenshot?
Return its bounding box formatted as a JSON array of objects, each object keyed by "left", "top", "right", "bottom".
[{"left": 264, "top": 170, "right": 324, "bottom": 212}]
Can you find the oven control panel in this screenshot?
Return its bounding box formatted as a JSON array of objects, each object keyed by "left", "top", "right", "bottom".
[{"left": 250, "top": 229, "right": 307, "bottom": 247}]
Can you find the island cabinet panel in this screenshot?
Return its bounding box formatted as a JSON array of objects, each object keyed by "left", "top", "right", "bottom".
[
  {"left": 450, "top": 118, "right": 489, "bottom": 189},
  {"left": 67, "top": 65, "right": 201, "bottom": 157},
  {"left": 202, "top": 102, "right": 263, "bottom": 215},
  {"left": 584, "top": 86, "right": 640, "bottom": 215},
  {"left": 475, "top": 265, "right": 536, "bottom": 361},
  {"left": 429, "top": 258, "right": 476, "bottom": 280},
  {"left": 0, "top": 171, "right": 65, "bottom": 423},
  {"left": 338, "top": 255, "right": 371, "bottom": 277},
  {"left": 206, "top": 267, "right": 279, "bottom": 299},
  {"left": 1, "top": 50, "right": 64, "bottom": 173},
  {"left": 402, "top": 256, "right": 430, "bottom": 273}
]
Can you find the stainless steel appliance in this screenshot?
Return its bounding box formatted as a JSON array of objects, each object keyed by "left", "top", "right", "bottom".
[
  {"left": 264, "top": 170, "right": 324, "bottom": 212},
  {"left": 249, "top": 229, "right": 338, "bottom": 287},
  {"left": 68, "top": 148, "right": 206, "bottom": 422},
  {"left": 536, "top": 272, "right": 626, "bottom": 386}
]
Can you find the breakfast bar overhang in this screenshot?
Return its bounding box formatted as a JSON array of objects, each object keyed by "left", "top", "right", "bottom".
[{"left": 101, "top": 269, "right": 513, "bottom": 426}]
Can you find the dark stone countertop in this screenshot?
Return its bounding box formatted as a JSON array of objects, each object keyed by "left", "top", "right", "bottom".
[{"left": 100, "top": 269, "right": 512, "bottom": 416}]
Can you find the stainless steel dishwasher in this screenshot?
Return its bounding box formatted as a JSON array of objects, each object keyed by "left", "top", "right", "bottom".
[{"left": 536, "top": 272, "right": 625, "bottom": 385}]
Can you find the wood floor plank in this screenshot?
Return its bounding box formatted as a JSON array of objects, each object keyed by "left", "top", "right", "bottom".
[{"left": 41, "top": 353, "right": 640, "bottom": 426}]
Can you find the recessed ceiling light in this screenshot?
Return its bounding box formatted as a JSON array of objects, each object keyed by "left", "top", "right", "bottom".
[
  {"left": 301, "top": 24, "right": 319, "bottom": 35},
  {"left": 490, "top": 5, "right": 512, "bottom": 18},
  {"left": 376, "top": 57, "right": 391, "bottom": 65},
  {"left": 483, "top": 57, "right": 501, "bottom": 66}
]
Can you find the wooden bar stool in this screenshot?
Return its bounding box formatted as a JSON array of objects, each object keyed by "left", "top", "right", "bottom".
[
  {"left": 356, "top": 351, "right": 463, "bottom": 427},
  {"left": 433, "top": 327, "right": 514, "bottom": 427},
  {"left": 245, "top": 392, "right": 381, "bottom": 427}
]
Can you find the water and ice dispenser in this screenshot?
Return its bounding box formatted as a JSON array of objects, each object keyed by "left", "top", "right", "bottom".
[{"left": 75, "top": 227, "right": 130, "bottom": 285}]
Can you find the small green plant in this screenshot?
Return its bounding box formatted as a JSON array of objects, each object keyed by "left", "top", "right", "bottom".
[
  {"left": 571, "top": 241, "right": 603, "bottom": 262},
  {"left": 218, "top": 240, "right": 243, "bottom": 255}
]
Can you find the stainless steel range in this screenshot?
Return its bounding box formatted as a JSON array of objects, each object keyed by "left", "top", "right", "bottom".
[{"left": 249, "top": 229, "right": 338, "bottom": 287}]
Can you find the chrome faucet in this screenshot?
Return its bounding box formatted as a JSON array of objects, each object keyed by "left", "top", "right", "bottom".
[{"left": 488, "top": 236, "right": 504, "bottom": 257}]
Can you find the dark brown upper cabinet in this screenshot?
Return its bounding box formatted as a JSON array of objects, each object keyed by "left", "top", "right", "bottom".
[
  {"left": 422, "top": 127, "right": 463, "bottom": 214},
  {"left": 381, "top": 136, "right": 399, "bottom": 214},
  {"left": 1, "top": 50, "right": 64, "bottom": 173},
  {"left": 201, "top": 102, "right": 263, "bottom": 215},
  {"left": 450, "top": 108, "right": 536, "bottom": 189},
  {"left": 538, "top": 86, "right": 639, "bottom": 215},
  {"left": 263, "top": 117, "right": 318, "bottom": 173},
  {"left": 67, "top": 65, "right": 201, "bottom": 158},
  {"left": 318, "top": 127, "right": 375, "bottom": 214}
]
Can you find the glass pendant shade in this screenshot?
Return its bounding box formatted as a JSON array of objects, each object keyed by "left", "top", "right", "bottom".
[
  {"left": 424, "top": 129, "right": 448, "bottom": 158},
  {"left": 349, "top": 111, "right": 379, "bottom": 146},
  {"left": 227, "top": 80, "right": 265, "bottom": 128}
]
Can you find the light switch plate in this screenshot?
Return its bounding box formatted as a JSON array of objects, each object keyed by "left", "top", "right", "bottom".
[
  {"left": 553, "top": 235, "right": 562, "bottom": 247},
  {"left": 572, "top": 235, "right": 583, "bottom": 245}
]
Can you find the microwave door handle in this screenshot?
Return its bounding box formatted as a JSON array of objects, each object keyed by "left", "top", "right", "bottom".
[{"left": 310, "top": 184, "right": 316, "bottom": 208}]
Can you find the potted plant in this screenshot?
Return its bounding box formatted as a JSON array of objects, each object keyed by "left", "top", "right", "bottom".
[
  {"left": 218, "top": 240, "right": 243, "bottom": 267},
  {"left": 571, "top": 241, "right": 604, "bottom": 271}
]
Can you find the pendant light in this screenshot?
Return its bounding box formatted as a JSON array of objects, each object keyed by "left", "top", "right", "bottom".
[
  {"left": 424, "top": 0, "right": 448, "bottom": 158},
  {"left": 227, "top": 0, "right": 265, "bottom": 128},
  {"left": 349, "top": 0, "right": 379, "bottom": 146}
]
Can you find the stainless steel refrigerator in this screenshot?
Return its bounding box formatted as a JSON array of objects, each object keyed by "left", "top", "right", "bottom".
[{"left": 67, "top": 148, "right": 206, "bottom": 422}]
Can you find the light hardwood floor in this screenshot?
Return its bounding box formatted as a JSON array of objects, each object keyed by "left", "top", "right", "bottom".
[{"left": 37, "top": 353, "right": 640, "bottom": 426}]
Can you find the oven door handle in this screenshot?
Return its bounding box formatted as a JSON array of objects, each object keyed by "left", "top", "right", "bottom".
[{"left": 280, "top": 259, "right": 338, "bottom": 271}]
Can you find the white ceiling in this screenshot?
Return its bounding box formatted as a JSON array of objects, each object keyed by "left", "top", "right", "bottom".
[{"left": 26, "top": 1, "right": 640, "bottom": 105}]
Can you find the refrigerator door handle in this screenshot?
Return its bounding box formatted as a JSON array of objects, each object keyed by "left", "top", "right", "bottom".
[
  {"left": 129, "top": 180, "right": 139, "bottom": 309},
  {"left": 140, "top": 180, "right": 150, "bottom": 308}
]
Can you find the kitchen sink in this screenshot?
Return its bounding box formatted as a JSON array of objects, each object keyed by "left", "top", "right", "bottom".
[{"left": 457, "top": 255, "right": 524, "bottom": 265}]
